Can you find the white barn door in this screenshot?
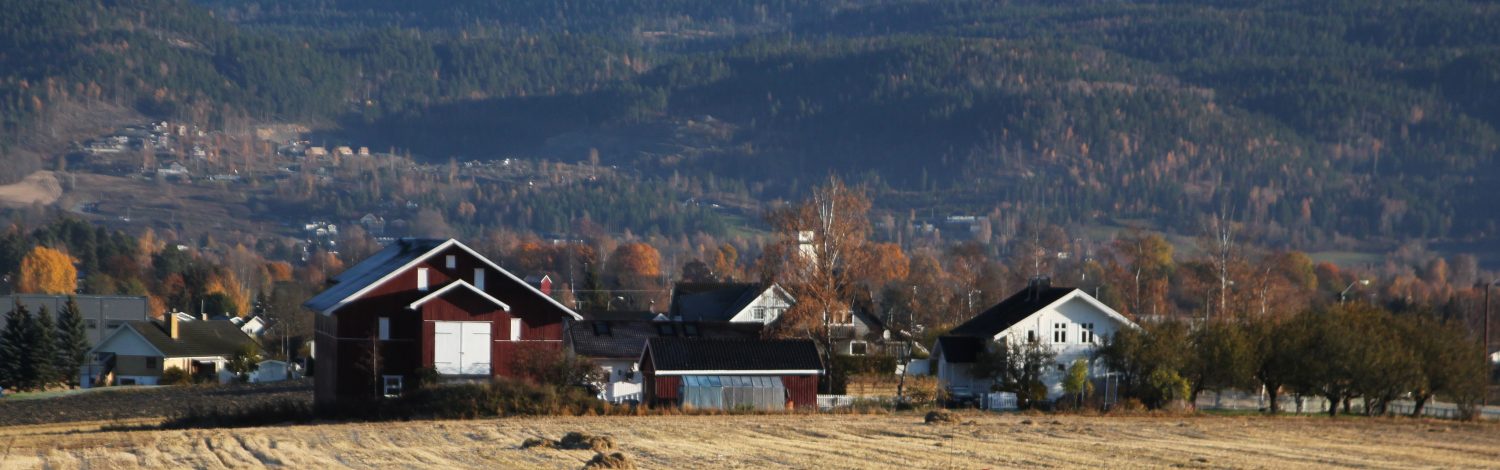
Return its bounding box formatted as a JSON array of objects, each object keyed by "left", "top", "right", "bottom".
[
  {"left": 461, "top": 322, "right": 491, "bottom": 375},
  {"left": 433, "top": 322, "right": 461, "bottom": 375}
]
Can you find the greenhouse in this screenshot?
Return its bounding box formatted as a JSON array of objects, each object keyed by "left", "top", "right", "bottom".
[{"left": 681, "top": 375, "right": 787, "bottom": 411}]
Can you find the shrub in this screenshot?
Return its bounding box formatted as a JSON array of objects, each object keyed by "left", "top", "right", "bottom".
[{"left": 160, "top": 366, "right": 192, "bottom": 385}]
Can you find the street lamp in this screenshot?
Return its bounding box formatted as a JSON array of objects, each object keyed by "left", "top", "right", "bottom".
[{"left": 1339, "top": 279, "right": 1370, "bottom": 305}]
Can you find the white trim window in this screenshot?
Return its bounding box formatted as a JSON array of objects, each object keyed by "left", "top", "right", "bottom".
[
  {"left": 510, "top": 318, "right": 522, "bottom": 341},
  {"left": 1081, "top": 323, "right": 1096, "bottom": 344},
  {"left": 446, "top": 255, "right": 457, "bottom": 269},
  {"left": 849, "top": 340, "right": 868, "bottom": 356},
  {"left": 1053, "top": 323, "right": 1067, "bottom": 343},
  {"left": 383, "top": 375, "right": 403, "bottom": 397},
  {"left": 753, "top": 307, "right": 767, "bottom": 320},
  {"left": 417, "top": 268, "right": 430, "bottom": 292},
  {"left": 378, "top": 317, "right": 390, "bottom": 340},
  {"left": 474, "top": 268, "right": 486, "bottom": 290}
]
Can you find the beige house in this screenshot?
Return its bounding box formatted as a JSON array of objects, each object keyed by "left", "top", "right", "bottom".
[{"left": 87, "top": 315, "right": 257, "bottom": 386}]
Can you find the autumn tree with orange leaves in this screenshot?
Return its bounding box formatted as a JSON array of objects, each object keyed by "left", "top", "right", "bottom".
[{"left": 18, "top": 246, "right": 76, "bottom": 294}]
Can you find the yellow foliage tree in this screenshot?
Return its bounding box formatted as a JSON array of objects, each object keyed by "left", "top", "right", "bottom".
[
  {"left": 205, "top": 271, "right": 252, "bottom": 318},
  {"left": 18, "top": 246, "right": 77, "bottom": 294}
]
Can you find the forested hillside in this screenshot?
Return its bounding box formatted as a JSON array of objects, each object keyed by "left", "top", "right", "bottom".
[{"left": 4, "top": 0, "right": 1500, "bottom": 247}]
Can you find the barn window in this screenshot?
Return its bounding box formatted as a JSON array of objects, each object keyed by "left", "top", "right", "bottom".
[
  {"left": 445, "top": 255, "right": 457, "bottom": 269},
  {"left": 1053, "top": 323, "right": 1067, "bottom": 343},
  {"left": 378, "top": 317, "right": 390, "bottom": 340},
  {"left": 383, "top": 375, "right": 403, "bottom": 398},
  {"left": 474, "top": 268, "right": 486, "bottom": 290},
  {"left": 510, "top": 318, "right": 522, "bottom": 341},
  {"left": 417, "top": 268, "right": 430, "bottom": 291}
]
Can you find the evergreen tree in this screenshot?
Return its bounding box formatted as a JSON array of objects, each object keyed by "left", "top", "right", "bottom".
[
  {"left": 0, "top": 305, "right": 15, "bottom": 390},
  {"left": 31, "top": 305, "right": 58, "bottom": 389},
  {"left": 0, "top": 303, "right": 35, "bottom": 391},
  {"left": 54, "top": 297, "right": 89, "bottom": 388}
]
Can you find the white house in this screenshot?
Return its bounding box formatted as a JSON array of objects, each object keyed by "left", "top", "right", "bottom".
[
  {"left": 668, "top": 282, "right": 794, "bottom": 325},
  {"left": 87, "top": 315, "right": 258, "bottom": 387},
  {"left": 934, "top": 280, "right": 1135, "bottom": 401}
]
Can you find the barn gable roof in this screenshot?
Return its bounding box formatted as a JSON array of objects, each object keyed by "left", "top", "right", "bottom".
[
  {"left": 643, "top": 338, "right": 823, "bottom": 375},
  {"left": 302, "top": 238, "right": 582, "bottom": 320},
  {"left": 407, "top": 280, "right": 510, "bottom": 311}
]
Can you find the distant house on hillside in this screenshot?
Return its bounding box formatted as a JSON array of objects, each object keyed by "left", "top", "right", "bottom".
[
  {"left": 568, "top": 317, "right": 760, "bottom": 403},
  {"left": 303, "top": 238, "right": 583, "bottom": 404},
  {"left": 640, "top": 338, "right": 823, "bottom": 411},
  {"left": 933, "top": 279, "right": 1135, "bottom": 402},
  {"left": 87, "top": 316, "right": 256, "bottom": 387},
  {"left": 668, "top": 282, "right": 793, "bottom": 325}
]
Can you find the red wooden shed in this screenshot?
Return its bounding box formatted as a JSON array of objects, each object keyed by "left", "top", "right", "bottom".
[{"left": 640, "top": 338, "right": 823, "bottom": 411}]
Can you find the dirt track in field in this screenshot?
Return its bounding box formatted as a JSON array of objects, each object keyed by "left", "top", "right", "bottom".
[{"left": 2, "top": 413, "right": 1497, "bottom": 469}]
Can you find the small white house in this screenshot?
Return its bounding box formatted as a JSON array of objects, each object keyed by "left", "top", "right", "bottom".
[{"left": 934, "top": 280, "right": 1135, "bottom": 401}]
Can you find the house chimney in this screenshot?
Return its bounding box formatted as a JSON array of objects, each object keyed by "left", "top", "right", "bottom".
[{"left": 169, "top": 313, "right": 180, "bottom": 340}]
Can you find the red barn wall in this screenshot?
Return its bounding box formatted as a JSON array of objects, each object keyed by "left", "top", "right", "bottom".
[
  {"left": 315, "top": 244, "right": 574, "bottom": 403},
  {"left": 782, "top": 375, "right": 820, "bottom": 410}
]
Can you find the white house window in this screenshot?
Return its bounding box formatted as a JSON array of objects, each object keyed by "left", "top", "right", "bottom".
[
  {"left": 1053, "top": 323, "right": 1067, "bottom": 343},
  {"left": 1081, "top": 323, "right": 1095, "bottom": 344},
  {"left": 474, "top": 268, "right": 486, "bottom": 290},
  {"left": 850, "top": 341, "right": 868, "bottom": 356},
  {"left": 417, "top": 268, "right": 430, "bottom": 291},
  {"left": 510, "top": 318, "right": 522, "bottom": 341},
  {"left": 446, "top": 255, "right": 457, "bottom": 269},
  {"left": 753, "top": 307, "right": 766, "bottom": 320},
  {"left": 383, "top": 375, "right": 403, "bottom": 398},
  {"left": 1027, "top": 330, "right": 1037, "bottom": 343},
  {"left": 378, "top": 317, "right": 390, "bottom": 340}
]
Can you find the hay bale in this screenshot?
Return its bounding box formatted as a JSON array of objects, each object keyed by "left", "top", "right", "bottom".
[
  {"left": 924, "top": 409, "right": 961, "bottom": 424},
  {"left": 560, "top": 432, "right": 616, "bottom": 452},
  {"left": 521, "top": 437, "right": 554, "bottom": 449},
  {"left": 583, "top": 452, "right": 635, "bottom": 469}
]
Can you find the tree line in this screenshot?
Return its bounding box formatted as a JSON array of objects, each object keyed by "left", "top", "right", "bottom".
[
  {"left": 0, "top": 298, "right": 89, "bottom": 392},
  {"left": 1096, "top": 303, "right": 1489, "bottom": 418}
]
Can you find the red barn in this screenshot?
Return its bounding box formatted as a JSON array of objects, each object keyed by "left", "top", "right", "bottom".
[
  {"left": 640, "top": 338, "right": 823, "bottom": 411},
  {"left": 304, "top": 238, "right": 581, "bottom": 404}
]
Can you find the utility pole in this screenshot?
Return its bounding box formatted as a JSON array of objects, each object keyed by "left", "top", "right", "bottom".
[{"left": 1483, "top": 281, "right": 1493, "bottom": 409}]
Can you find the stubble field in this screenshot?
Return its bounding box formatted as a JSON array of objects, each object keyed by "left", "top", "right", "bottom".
[{"left": 1, "top": 412, "right": 1497, "bottom": 469}]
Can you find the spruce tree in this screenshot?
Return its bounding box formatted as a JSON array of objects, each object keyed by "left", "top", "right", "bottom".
[
  {"left": 0, "top": 303, "right": 35, "bottom": 391},
  {"left": 55, "top": 297, "right": 89, "bottom": 388},
  {"left": 31, "top": 306, "right": 57, "bottom": 390},
  {"left": 0, "top": 306, "right": 15, "bottom": 390}
]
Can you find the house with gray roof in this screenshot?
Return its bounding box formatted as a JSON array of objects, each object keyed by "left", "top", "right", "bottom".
[
  {"left": 933, "top": 279, "right": 1135, "bottom": 402},
  {"left": 667, "top": 282, "right": 793, "bottom": 324},
  {"left": 87, "top": 315, "right": 257, "bottom": 387}
]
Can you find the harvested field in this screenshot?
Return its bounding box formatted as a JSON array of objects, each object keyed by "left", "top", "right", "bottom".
[
  {"left": 2, "top": 412, "right": 1497, "bottom": 469},
  {"left": 0, "top": 380, "right": 311, "bottom": 427}
]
